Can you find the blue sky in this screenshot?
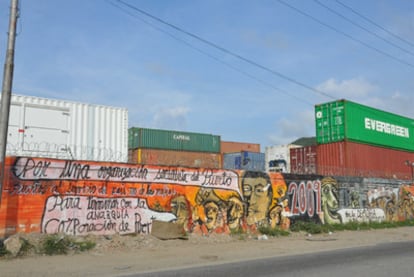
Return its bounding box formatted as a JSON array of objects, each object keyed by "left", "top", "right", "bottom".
[{"left": 1, "top": 0, "right": 413, "bottom": 149}]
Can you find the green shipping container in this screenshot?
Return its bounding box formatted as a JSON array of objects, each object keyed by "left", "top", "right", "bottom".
[
  {"left": 128, "top": 127, "right": 221, "bottom": 153},
  {"left": 315, "top": 99, "right": 414, "bottom": 151}
]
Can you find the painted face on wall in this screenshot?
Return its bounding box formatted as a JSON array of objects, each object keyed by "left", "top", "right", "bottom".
[
  {"left": 170, "top": 195, "right": 189, "bottom": 226},
  {"left": 204, "top": 201, "right": 219, "bottom": 230},
  {"left": 268, "top": 205, "right": 282, "bottom": 228},
  {"left": 321, "top": 177, "right": 341, "bottom": 224},
  {"left": 242, "top": 172, "right": 272, "bottom": 225},
  {"left": 227, "top": 196, "right": 244, "bottom": 230}
]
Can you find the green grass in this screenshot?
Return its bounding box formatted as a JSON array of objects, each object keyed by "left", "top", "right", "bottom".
[
  {"left": 258, "top": 226, "right": 290, "bottom": 237},
  {"left": 42, "top": 234, "right": 96, "bottom": 256},
  {"left": 1, "top": 234, "right": 97, "bottom": 257},
  {"left": 75, "top": 240, "right": 96, "bottom": 252},
  {"left": 43, "top": 235, "right": 72, "bottom": 255},
  {"left": 289, "top": 221, "right": 329, "bottom": 234},
  {"left": 289, "top": 219, "right": 414, "bottom": 234}
]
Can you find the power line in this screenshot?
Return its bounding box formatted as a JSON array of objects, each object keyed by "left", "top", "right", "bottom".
[
  {"left": 275, "top": 0, "right": 414, "bottom": 68},
  {"left": 108, "top": 1, "right": 314, "bottom": 105},
  {"left": 335, "top": 0, "right": 414, "bottom": 49},
  {"left": 313, "top": 0, "right": 414, "bottom": 57},
  {"left": 114, "top": 0, "right": 336, "bottom": 101}
]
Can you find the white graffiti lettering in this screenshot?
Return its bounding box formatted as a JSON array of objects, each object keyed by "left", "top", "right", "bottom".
[{"left": 42, "top": 196, "right": 175, "bottom": 236}]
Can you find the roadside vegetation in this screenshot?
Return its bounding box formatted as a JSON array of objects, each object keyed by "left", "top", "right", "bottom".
[
  {"left": 2, "top": 220, "right": 414, "bottom": 257},
  {"left": 0, "top": 234, "right": 96, "bottom": 258},
  {"left": 42, "top": 234, "right": 96, "bottom": 255},
  {"left": 259, "top": 219, "right": 414, "bottom": 237},
  {"left": 257, "top": 226, "right": 290, "bottom": 237}
]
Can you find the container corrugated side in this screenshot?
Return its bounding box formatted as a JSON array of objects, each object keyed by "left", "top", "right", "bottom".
[
  {"left": 316, "top": 141, "right": 414, "bottom": 179},
  {"left": 129, "top": 127, "right": 220, "bottom": 153},
  {"left": 6, "top": 94, "right": 128, "bottom": 162},
  {"left": 315, "top": 99, "right": 414, "bottom": 151},
  {"left": 220, "top": 141, "right": 260, "bottom": 153},
  {"left": 223, "top": 151, "right": 265, "bottom": 171},
  {"left": 289, "top": 146, "right": 317, "bottom": 174},
  {"left": 128, "top": 148, "right": 222, "bottom": 168}
]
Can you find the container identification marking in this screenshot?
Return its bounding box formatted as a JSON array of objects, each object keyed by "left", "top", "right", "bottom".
[{"left": 364, "top": 117, "right": 409, "bottom": 138}]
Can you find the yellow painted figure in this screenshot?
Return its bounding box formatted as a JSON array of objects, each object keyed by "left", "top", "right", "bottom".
[
  {"left": 170, "top": 195, "right": 189, "bottom": 227},
  {"left": 227, "top": 196, "right": 245, "bottom": 230},
  {"left": 241, "top": 171, "right": 272, "bottom": 226}
]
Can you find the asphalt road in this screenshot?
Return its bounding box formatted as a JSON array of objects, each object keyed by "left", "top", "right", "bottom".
[{"left": 126, "top": 240, "right": 414, "bottom": 277}]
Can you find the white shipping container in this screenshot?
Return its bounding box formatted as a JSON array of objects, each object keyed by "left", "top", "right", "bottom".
[
  {"left": 5, "top": 94, "right": 128, "bottom": 162},
  {"left": 265, "top": 144, "right": 300, "bottom": 173}
]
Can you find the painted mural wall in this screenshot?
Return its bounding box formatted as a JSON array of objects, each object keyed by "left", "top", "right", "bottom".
[
  {"left": 0, "top": 157, "right": 413, "bottom": 237},
  {"left": 283, "top": 174, "right": 414, "bottom": 225}
]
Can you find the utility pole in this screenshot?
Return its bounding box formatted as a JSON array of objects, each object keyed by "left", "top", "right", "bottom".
[{"left": 0, "top": 0, "right": 19, "bottom": 205}]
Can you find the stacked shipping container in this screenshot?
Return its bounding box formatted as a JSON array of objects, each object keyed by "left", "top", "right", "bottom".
[
  {"left": 315, "top": 99, "right": 414, "bottom": 180},
  {"left": 128, "top": 148, "right": 222, "bottom": 168},
  {"left": 220, "top": 141, "right": 260, "bottom": 153},
  {"left": 316, "top": 141, "right": 414, "bottom": 179},
  {"left": 128, "top": 127, "right": 220, "bottom": 152},
  {"left": 128, "top": 127, "right": 222, "bottom": 168},
  {"left": 221, "top": 140, "right": 264, "bottom": 171},
  {"left": 289, "top": 146, "right": 317, "bottom": 174},
  {"left": 265, "top": 138, "right": 316, "bottom": 173},
  {"left": 222, "top": 151, "right": 265, "bottom": 171},
  {"left": 12, "top": 94, "right": 412, "bottom": 180},
  {"left": 265, "top": 145, "right": 293, "bottom": 173}
]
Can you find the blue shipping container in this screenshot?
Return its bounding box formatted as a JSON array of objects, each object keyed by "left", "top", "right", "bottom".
[{"left": 223, "top": 151, "right": 265, "bottom": 171}]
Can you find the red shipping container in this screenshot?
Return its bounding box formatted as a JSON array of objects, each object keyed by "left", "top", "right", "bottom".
[
  {"left": 221, "top": 141, "right": 260, "bottom": 153},
  {"left": 128, "top": 148, "right": 222, "bottom": 169},
  {"left": 290, "top": 146, "right": 317, "bottom": 174},
  {"left": 316, "top": 141, "right": 414, "bottom": 179}
]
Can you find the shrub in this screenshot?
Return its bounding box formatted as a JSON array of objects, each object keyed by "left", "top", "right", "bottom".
[
  {"left": 75, "top": 240, "right": 96, "bottom": 252},
  {"left": 0, "top": 240, "right": 10, "bottom": 257},
  {"left": 43, "top": 235, "right": 71, "bottom": 255},
  {"left": 17, "top": 238, "right": 34, "bottom": 256},
  {"left": 290, "top": 219, "right": 414, "bottom": 235},
  {"left": 42, "top": 234, "right": 96, "bottom": 255},
  {"left": 258, "top": 226, "right": 290, "bottom": 237}
]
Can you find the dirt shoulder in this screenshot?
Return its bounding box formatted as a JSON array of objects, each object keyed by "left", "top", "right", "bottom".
[{"left": 2, "top": 226, "right": 414, "bottom": 277}]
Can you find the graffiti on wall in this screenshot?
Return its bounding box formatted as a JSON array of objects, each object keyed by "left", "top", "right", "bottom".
[
  {"left": 284, "top": 175, "right": 414, "bottom": 225},
  {"left": 1, "top": 157, "right": 414, "bottom": 237},
  {"left": 42, "top": 196, "right": 175, "bottom": 235},
  {"left": 0, "top": 157, "right": 290, "bottom": 237},
  {"left": 397, "top": 185, "right": 414, "bottom": 221}
]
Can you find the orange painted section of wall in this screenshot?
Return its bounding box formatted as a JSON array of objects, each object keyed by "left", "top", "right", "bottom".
[
  {"left": 0, "top": 156, "right": 289, "bottom": 237},
  {"left": 2, "top": 156, "right": 414, "bottom": 238}
]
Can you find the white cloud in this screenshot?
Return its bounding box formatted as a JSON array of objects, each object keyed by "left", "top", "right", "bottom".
[
  {"left": 316, "top": 78, "right": 377, "bottom": 99},
  {"left": 152, "top": 106, "right": 190, "bottom": 131},
  {"left": 378, "top": 91, "right": 414, "bottom": 119},
  {"left": 268, "top": 109, "right": 315, "bottom": 145}
]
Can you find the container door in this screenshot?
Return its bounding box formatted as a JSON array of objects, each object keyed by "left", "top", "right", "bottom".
[
  {"left": 7, "top": 102, "right": 22, "bottom": 153},
  {"left": 315, "top": 101, "right": 346, "bottom": 144},
  {"left": 22, "top": 105, "right": 70, "bottom": 155}
]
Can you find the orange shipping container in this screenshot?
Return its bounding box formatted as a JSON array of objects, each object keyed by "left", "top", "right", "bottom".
[
  {"left": 128, "top": 148, "right": 222, "bottom": 168},
  {"left": 316, "top": 141, "right": 414, "bottom": 179},
  {"left": 220, "top": 141, "right": 260, "bottom": 153}
]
